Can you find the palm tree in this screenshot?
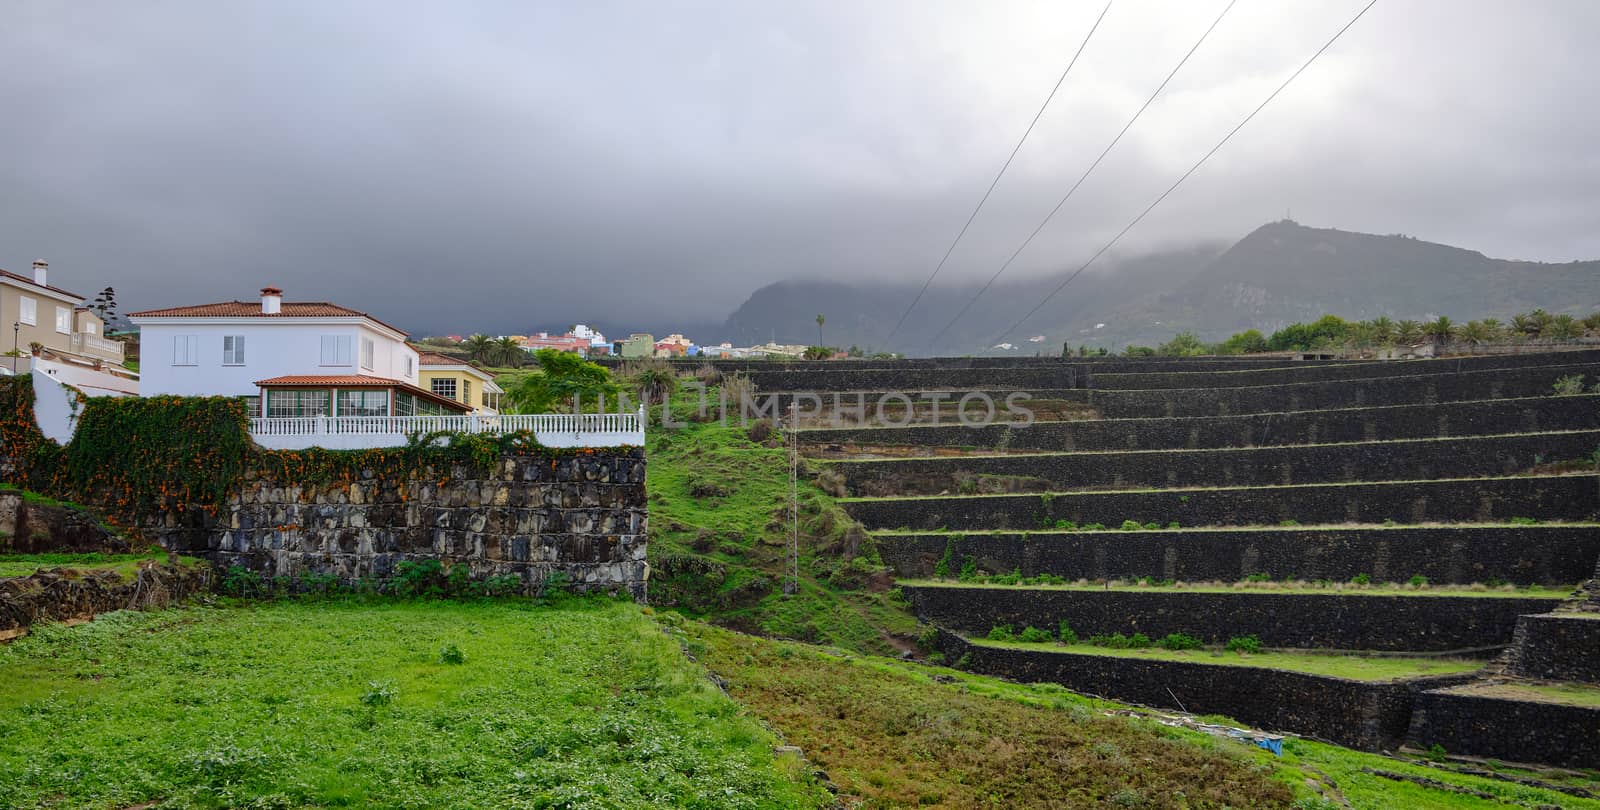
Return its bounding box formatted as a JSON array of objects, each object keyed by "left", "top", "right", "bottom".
[
  {"left": 1396, "top": 319, "right": 1424, "bottom": 345},
  {"left": 494, "top": 336, "right": 525, "bottom": 368},
  {"left": 815, "top": 313, "right": 825, "bottom": 347},
  {"left": 463, "top": 334, "right": 496, "bottom": 365},
  {"left": 1369, "top": 316, "right": 1396, "bottom": 345},
  {"left": 631, "top": 365, "right": 678, "bottom": 407},
  {"left": 1458, "top": 320, "right": 1493, "bottom": 345},
  {"left": 1544, "top": 314, "right": 1582, "bottom": 340},
  {"left": 1583, "top": 312, "right": 1600, "bottom": 335},
  {"left": 1423, "top": 316, "right": 1455, "bottom": 344},
  {"left": 1479, "top": 318, "right": 1503, "bottom": 341},
  {"left": 1524, "top": 309, "right": 1553, "bottom": 337}
]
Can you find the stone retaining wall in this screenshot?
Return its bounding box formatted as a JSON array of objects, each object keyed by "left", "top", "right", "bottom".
[
  {"left": 0, "top": 493, "right": 130, "bottom": 554},
  {"left": 833, "top": 430, "right": 1600, "bottom": 496},
  {"left": 1091, "top": 361, "right": 1600, "bottom": 418},
  {"left": 904, "top": 585, "right": 1562, "bottom": 651},
  {"left": 800, "top": 394, "right": 1600, "bottom": 453},
  {"left": 162, "top": 450, "right": 650, "bottom": 599},
  {"left": 0, "top": 564, "right": 210, "bottom": 639},
  {"left": 742, "top": 366, "right": 1080, "bottom": 393},
  {"left": 1507, "top": 613, "right": 1600, "bottom": 682},
  {"left": 879, "top": 527, "right": 1600, "bottom": 587},
  {"left": 939, "top": 631, "right": 1477, "bottom": 751},
  {"left": 843, "top": 474, "right": 1600, "bottom": 531},
  {"left": 1407, "top": 689, "right": 1600, "bottom": 768},
  {"left": 1088, "top": 350, "right": 1600, "bottom": 391}
]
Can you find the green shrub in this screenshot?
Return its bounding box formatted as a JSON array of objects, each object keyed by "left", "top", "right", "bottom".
[
  {"left": 1164, "top": 522, "right": 1180, "bottom": 530},
  {"left": 1553, "top": 374, "right": 1586, "bottom": 395},
  {"left": 360, "top": 681, "right": 396, "bottom": 706},
  {"left": 1226, "top": 635, "right": 1262, "bottom": 654},
  {"left": 1018, "top": 626, "right": 1053, "bottom": 643},
  {"left": 1508, "top": 516, "right": 1540, "bottom": 526},
  {"left": 483, "top": 574, "right": 523, "bottom": 597},
  {"left": 991, "top": 568, "right": 1022, "bottom": 585},
  {"left": 1426, "top": 743, "right": 1447, "bottom": 762},
  {"left": 934, "top": 538, "right": 956, "bottom": 578},
  {"left": 1158, "top": 633, "right": 1202, "bottom": 651},
  {"left": 1088, "top": 633, "right": 1151, "bottom": 649},
  {"left": 439, "top": 644, "right": 466, "bottom": 665},
  {"left": 1058, "top": 620, "right": 1078, "bottom": 645},
  {"left": 1408, "top": 574, "right": 1429, "bottom": 587},
  {"left": 1082, "top": 523, "right": 1106, "bottom": 531},
  {"left": 221, "top": 565, "right": 266, "bottom": 598},
  {"left": 1351, "top": 573, "right": 1371, "bottom": 585},
  {"left": 1119, "top": 520, "right": 1142, "bottom": 531},
  {"left": 1279, "top": 519, "right": 1301, "bottom": 527},
  {"left": 958, "top": 557, "right": 978, "bottom": 582},
  {"left": 986, "top": 625, "right": 1015, "bottom": 642},
  {"left": 392, "top": 559, "right": 447, "bottom": 598},
  {"left": 917, "top": 625, "right": 941, "bottom": 651},
  {"left": 1142, "top": 522, "right": 1161, "bottom": 531},
  {"left": 1028, "top": 573, "right": 1065, "bottom": 586},
  {"left": 1053, "top": 519, "right": 1078, "bottom": 531},
  {"left": 1245, "top": 572, "right": 1272, "bottom": 583}
]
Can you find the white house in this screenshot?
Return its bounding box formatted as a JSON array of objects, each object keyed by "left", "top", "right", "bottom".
[{"left": 128, "top": 287, "right": 467, "bottom": 418}]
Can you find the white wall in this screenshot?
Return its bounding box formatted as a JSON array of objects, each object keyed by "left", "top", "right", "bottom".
[{"left": 135, "top": 320, "right": 419, "bottom": 397}]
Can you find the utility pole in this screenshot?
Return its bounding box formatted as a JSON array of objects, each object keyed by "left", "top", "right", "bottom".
[{"left": 786, "top": 402, "right": 799, "bottom": 596}]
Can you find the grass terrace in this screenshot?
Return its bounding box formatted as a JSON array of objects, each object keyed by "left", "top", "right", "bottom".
[
  {"left": 871, "top": 520, "right": 1600, "bottom": 534},
  {"left": 838, "top": 471, "right": 1600, "bottom": 501},
  {"left": 967, "top": 637, "right": 1484, "bottom": 681},
  {"left": 0, "top": 551, "right": 201, "bottom": 579},
  {"left": 897, "top": 578, "right": 1577, "bottom": 599},
  {"left": 1441, "top": 681, "right": 1600, "bottom": 709}
]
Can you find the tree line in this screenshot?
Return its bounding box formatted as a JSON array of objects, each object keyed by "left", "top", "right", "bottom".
[{"left": 1080, "top": 308, "right": 1600, "bottom": 358}]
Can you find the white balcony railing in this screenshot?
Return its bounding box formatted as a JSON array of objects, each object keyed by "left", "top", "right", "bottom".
[
  {"left": 70, "top": 333, "right": 125, "bottom": 360},
  {"left": 248, "top": 407, "right": 646, "bottom": 450}
]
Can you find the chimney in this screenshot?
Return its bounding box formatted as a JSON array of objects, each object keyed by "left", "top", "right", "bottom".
[
  {"left": 31, "top": 260, "right": 47, "bottom": 288},
  {"left": 260, "top": 286, "right": 282, "bottom": 314}
]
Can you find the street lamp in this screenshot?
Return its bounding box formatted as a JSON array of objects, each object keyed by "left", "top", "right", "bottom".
[{"left": 10, "top": 322, "right": 18, "bottom": 374}]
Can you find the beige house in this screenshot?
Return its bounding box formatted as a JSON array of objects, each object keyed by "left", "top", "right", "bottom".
[{"left": 0, "top": 261, "right": 124, "bottom": 372}]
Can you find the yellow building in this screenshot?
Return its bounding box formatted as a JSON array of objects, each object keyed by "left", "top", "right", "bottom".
[{"left": 417, "top": 351, "right": 504, "bottom": 414}]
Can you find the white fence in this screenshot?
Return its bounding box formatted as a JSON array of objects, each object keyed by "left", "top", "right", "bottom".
[{"left": 249, "top": 407, "right": 646, "bottom": 450}]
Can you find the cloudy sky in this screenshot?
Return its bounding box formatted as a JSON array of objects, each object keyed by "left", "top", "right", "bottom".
[{"left": 3, "top": 1, "right": 1596, "bottom": 336}]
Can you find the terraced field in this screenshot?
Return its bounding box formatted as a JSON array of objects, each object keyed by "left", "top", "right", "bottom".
[{"left": 789, "top": 350, "right": 1600, "bottom": 767}]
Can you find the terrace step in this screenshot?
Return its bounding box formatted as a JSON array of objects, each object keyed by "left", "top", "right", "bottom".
[
  {"left": 1086, "top": 349, "right": 1600, "bottom": 390},
  {"left": 828, "top": 429, "right": 1600, "bottom": 496},
  {"left": 878, "top": 525, "right": 1600, "bottom": 587},
  {"left": 741, "top": 366, "right": 1084, "bottom": 394},
  {"left": 1090, "top": 360, "right": 1600, "bottom": 418},
  {"left": 1407, "top": 682, "right": 1600, "bottom": 768},
  {"left": 798, "top": 394, "right": 1600, "bottom": 453},
  {"left": 842, "top": 474, "right": 1600, "bottom": 531},
  {"left": 901, "top": 582, "right": 1565, "bottom": 652},
  {"left": 938, "top": 630, "right": 1480, "bottom": 752},
  {"left": 1506, "top": 613, "right": 1600, "bottom": 683}
]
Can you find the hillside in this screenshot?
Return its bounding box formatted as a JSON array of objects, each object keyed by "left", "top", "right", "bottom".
[{"left": 721, "top": 221, "right": 1600, "bottom": 355}]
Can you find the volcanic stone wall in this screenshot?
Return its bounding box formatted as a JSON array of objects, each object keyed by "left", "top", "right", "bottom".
[
  {"left": 880, "top": 526, "right": 1600, "bottom": 587},
  {"left": 1507, "top": 613, "right": 1600, "bottom": 682},
  {"left": 1091, "top": 361, "right": 1600, "bottom": 418},
  {"left": 802, "top": 394, "right": 1600, "bottom": 452},
  {"left": 1088, "top": 349, "right": 1600, "bottom": 390},
  {"left": 904, "top": 585, "right": 1562, "bottom": 651},
  {"left": 1407, "top": 690, "right": 1600, "bottom": 768},
  {"left": 0, "top": 493, "right": 130, "bottom": 554},
  {"left": 742, "top": 366, "right": 1081, "bottom": 393},
  {"left": 939, "top": 631, "right": 1476, "bottom": 751},
  {"left": 162, "top": 450, "right": 650, "bottom": 599},
  {"left": 845, "top": 475, "right": 1600, "bottom": 531},
  {"left": 836, "top": 430, "right": 1600, "bottom": 496}
]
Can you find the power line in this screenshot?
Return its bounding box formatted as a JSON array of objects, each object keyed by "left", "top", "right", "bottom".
[
  {"left": 988, "top": 0, "right": 1380, "bottom": 347},
  {"left": 929, "top": 0, "right": 1238, "bottom": 349},
  {"left": 883, "top": 0, "right": 1114, "bottom": 344}
]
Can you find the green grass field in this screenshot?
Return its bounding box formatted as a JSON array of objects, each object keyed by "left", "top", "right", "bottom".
[
  {"left": 968, "top": 637, "right": 1484, "bottom": 681},
  {"left": 1442, "top": 680, "right": 1600, "bottom": 708},
  {"left": 0, "top": 599, "right": 826, "bottom": 809}
]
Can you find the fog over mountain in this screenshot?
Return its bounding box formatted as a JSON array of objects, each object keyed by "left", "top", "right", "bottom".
[
  {"left": 725, "top": 221, "right": 1600, "bottom": 354},
  {"left": 2, "top": 2, "right": 1598, "bottom": 337}
]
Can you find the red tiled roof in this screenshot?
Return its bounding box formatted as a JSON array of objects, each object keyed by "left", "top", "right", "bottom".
[
  {"left": 0, "top": 269, "right": 84, "bottom": 300},
  {"left": 254, "top": 374, "right": 470, "bottom": 412},
  {"left": 127, "top": 300, "right": 408, "bottom": 336},
  {"left": 415, "top": 350, "right": 468, "bottom": 366}
]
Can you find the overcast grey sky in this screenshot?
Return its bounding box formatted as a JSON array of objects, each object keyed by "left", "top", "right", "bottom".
[{"left": 2, "top": 1, "right": 1596, "bottom": 335}]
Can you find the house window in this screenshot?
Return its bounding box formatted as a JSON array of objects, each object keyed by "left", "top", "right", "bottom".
[
  {"left": 462, "top": 379, "right": 472, "bottom": 405},
  {"left": 239, "top": 395, "right": 261, "bottom": 418},
  {"left": 394, "top": 393, "right": 416, "bottom": 417},
  {"left": 337, "top": 389, "right": 389, "bottom": 417},
  {"left": 360, "top": 337, "right": 375, "bottom": 370},
  {"left": 402, "top": 355, "right": 414, "bottom": 377},
  {"left": 172, "top": 334, "right": 199, "bottom": 366},
  {"left": 266, "top": 390, "right": 331, "bottom": 418},
  {"left": 85, "top": 322, "right": 97, "bottom": 335},
  {"left": 320, "top": 335, "right": 353, "bottom": 366},
  {"left": 18, "top": 297, "right": 36, "bottom": 326},
  {"left": 430, "top": 377, "right": 456, "bottom": 400},
  {"left": 222, "top": 335, "right": 246, "bottom": 365},
  {"left": 55, "top": 307, "right": 70, "bottom": 335}
]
